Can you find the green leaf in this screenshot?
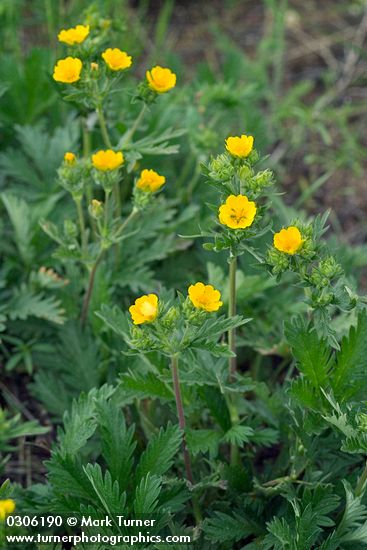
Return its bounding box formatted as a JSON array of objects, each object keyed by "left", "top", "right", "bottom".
[
  {"left": 83, "top": 463, "right": 126, "bottom": 520},
  {"left": 133, "top": 473, "right": 162, "bottom": 516},
  {"left": 285, "top": 316, "right": 333, "bottom": 388},
  {"left": 186, "top": 429, "right": 222, "bottom": 457},
  {"left": 332, "top": 311, "right": 367, "bottom": 401},
  {"left": 223, "top": 425, "right": 254, "bottom": 446},
  {"left": 204, "top": 511, "right": 255, "bottom": 544},
  {"left": 96, "top": 400, "right": 136, "bottom": 492},
  {"left": 135, "top": 423, "right": 182, "bottom": 482}
]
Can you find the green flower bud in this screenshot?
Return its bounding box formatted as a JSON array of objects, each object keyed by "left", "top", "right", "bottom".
[
  {"left": 161, "top": 306, "right": 180, "bottom": 328},
  {"left": 89, "top": 199, "right": 104, "bottom": 219},
  {"left": 64, "top": 219, "right": 78, "bottom": 239},
  {"left": 208, "top": 153, "right": 234, "bottom": 181}
]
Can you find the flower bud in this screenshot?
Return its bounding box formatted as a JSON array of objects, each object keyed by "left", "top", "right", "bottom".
[
  {"left": 89, "top": 199, "right": 104, "bottom": 219},
  {"left": 208, "top": 153, "right": 234, "bottom": 181},
  {"left": 64, "top": 219, "right": 78, "bottom": 238}
]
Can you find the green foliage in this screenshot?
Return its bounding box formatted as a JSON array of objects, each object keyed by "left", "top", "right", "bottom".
[{"left": 1, "top": 2, "right": 367, "bottom": 548}]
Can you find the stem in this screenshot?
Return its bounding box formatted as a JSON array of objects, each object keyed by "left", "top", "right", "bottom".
[
  {"left": 104, "top": 189, "right": 111, "bottom": 230},
  {"left": 228, "top": 251, "right": 241, "bottom": 466},
  {"left": 82, "top": 116, "right": 97, "bottom": 234},
  {"left": 121, "top": 103, "right": 147, "bottom": 145},
  {"left": 80, "top": 250, "right": 104, "bottom": 328},
  {"left": 97, "top": 105, "right": 112, "bottom": 148},
  {"left": 171, "top": 355, "right": 193, "bottom": 484},
  {"left": 75, "top": 197, "right": 87, "bottom": 257},
  {"left": 114, "top": 207, "right": 139, "bottom": 238},
  {"left": 356, "top": 461, "right": 367, "bottom": 497},
  {"left": 171, "top": 355, "right": 202, "bottom": 524},
  {"left": 228, "top": 253, "right": 237, "bottom": 378}
]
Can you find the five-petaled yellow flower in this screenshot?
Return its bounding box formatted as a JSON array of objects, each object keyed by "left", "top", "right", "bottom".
[
  {"left": 64, "top": 152, "right": 76, "bottom": 164},
  {"left": 129, "top": 294, "right": 159, "bottom": 325},
  {"left": 225, "top": 134, "right": 254, "bottom": 158},
  {"left": 102, "top": 48, "right": 132, "bottom": 71},
  {"left": 53, "top": 57, "right": 82, "bottom": 84},
  {"left": 219, "top": 194, "right": 257, "bottom": 229},
  {"left": 137, "top": 169, "right": 166, "bottom": 193},
  {"left": 188, "top": 282, "right": 223, "bottom": 312},
  {"left": 58, "top": 24, "right": 90, "bottom": 45},
  {"left": 0, "top": 499, "right": 15, "bottom": 522},
  {"left": 92, "top": 150, "right": 124, "bottom": 171},
  {"left": 273, "top": 226, "right": 304, "bottom": 255},
  {"left": 146, "top": 66, "right": 176, "bottom": 93}
]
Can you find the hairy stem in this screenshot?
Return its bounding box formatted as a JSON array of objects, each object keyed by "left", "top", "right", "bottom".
[
  {"left": 356, "top": 461, "right": 367, "bottom": 497},
  {"left": 122, "top": 103, "right": 147, "bottom": 145},
  {"left": 228, "top": 253, "right": 237, "bottom": 377},
  {"left": 75, "top": 197, "right": 87, "bottom": 257},
  {"left": 171, "top": 354, "right": 193, "bottom": 483},
  {"left": 80, "top": 250, "right": 104, "bottom": 328},
  {"left": 171, "top": 354, "right": 202, "bottom": 523},
  {"left": 96, "top": 105, "right": 112, "bottom": 148}
]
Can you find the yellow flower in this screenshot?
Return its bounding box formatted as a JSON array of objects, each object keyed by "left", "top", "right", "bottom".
[
  {"left": 129, "top": 294, "right": 158, "bottom": 325},
  {"left": 58, "top": 24, "right": 90, "bottom": 45},
  {"left": 219, "top": 194, "right": 257, "bottom": 229},
  {"left": 188, "top": 282, "right": 223, "bottom": 312},
  {"left": 225, "top": 134, "right": 254, "bottom": 158},
  {"left": 0, "top": 499, "right": 15, "bottom": 522},
  {"left": 64, "top": 151, "right": 76, "bottom": 164},
  {"left": 90, "top": 62, "right": 99, "bottom": 71},
  {"left": 53, "top": 57, "right": 82, "bottom": 84},
  {"left": 92, "top": 150, "right": 124, "bottom": 171},
  {"left": 273, "top": 226, "right": 304, "bottom": 255},
  {"left": 146, "top": 66, "right": 176, "bottom": 93},
  {"left": 102, "top": 48, "right": 132, "bottom": 71},
  {"left": 136, "top": 169, "right": 166, "bottom": 193}
]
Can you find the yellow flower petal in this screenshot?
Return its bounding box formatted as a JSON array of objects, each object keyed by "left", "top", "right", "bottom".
[
  {"left": 64, "top": 151, "right": 76, "bottom": 164},
  {"left": 53, "top": 57, "right": 82, "bottom": 84},
  {"left": 92, "top": 150, "right": 124, "bottom": 171},
  {"left": 58, "top": 24, "right": 90, "bottom": 45},
  {"left": 273, "top": 226, "right": 304, "bottom": 255},
  {"left": 146, "top": 66, "right": 176, "bottom": 93},
  {"left": 218, "top": 194, "right": 257, "bottom": 229},
  {"left": 136, "top": 169, "right": 166, "bottom": 192},
  {"left": 129, "top": 294, "right": 159, "bottom": 325},
  {"left": 225, "top": 135, "right": 254, "bottom": 158},
  {"left": 102, "top": 48, "right": 132, "bottom": 71},
  {"left": 188, "top": 282, "right": 223, "bottom": 312},
  {"left": 0, "top": 499, "right": 15, "bottom": 522}
]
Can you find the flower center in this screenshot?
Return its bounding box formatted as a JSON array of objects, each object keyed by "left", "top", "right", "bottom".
[{"left": 140, "top": 301, "right": 156, "bottom": 317}]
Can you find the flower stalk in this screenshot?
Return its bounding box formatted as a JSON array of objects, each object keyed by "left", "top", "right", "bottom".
[
  {"left": 75, "top": 197, "right": 87, "bottom": 257},
  {"left": 228, "top": 252, "right": 237, "bottom": 377},
  {"left": 171, "top": 354, "right": 193, "bottom": 484},
  {"left": 171, "top": 354, "right": 202, "bottom": 524},
  {"left": 80, "top": 250, "right": 104, "bottom": 328}
]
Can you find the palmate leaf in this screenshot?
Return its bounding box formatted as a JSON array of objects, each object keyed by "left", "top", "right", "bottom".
[
  {"left": 96, "top": 400, "right": 136, "bottom": 493},
  {"left": 204, "top": 511, "right": 256, "bottom": 544},
  {"left": 58, "top": 386, "right": 114, "bottom": 457},
  {"left": 2, "top": 193, "right": 34, "bottom": 263},
  {"left": 47, "top": 453, "right": 95, "bottom": 502},
  {"left": 332, "top": 310, "right": 367, "bottom": 401},
  {"left": 83, "top": 464, "right": 126, "bottom": 520},
  {"left": 186, "top": 429, "right": 222, "bottom": 457},
  {"left": 191, "top": 314, "right": 251, "bottom": 348},
  {"left": 135, "top": 423, "right": 182, "bottom": 483},
  {"left": 7, "top": 285, "right": 65, "bottom": 325},
  {"left": 119, "top": 371, "right": 174, "bottom": 403},
  {"left": 285, "top": 316, "right": 334, "bottom": 388},
  {"left": 336, "top": 480, "right": 367, "bottom": 544},
  {"left": 133, "top": 473, "right": 162, "bottom": 516},
  {"left": 223, "top": 425, "right": 255, "bottom": 446}
]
